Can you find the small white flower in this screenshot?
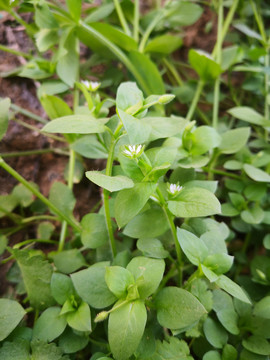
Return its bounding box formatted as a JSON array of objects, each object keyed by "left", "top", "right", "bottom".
[
  {"left": 122, "top": 144, "right": 144, "bottom": 159},
  {"left": 81, "top": 80, "right": 101, "bottom": 92},
  {"left": 168, "top": 183, "right": 183, "bottom": 195}
]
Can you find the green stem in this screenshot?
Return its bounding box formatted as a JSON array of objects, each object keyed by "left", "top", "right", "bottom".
[
  {"left": 113, "top": 0, "right": 131, "bottom": 36},
  {"left": 139, "top": 12, "right": 164, "bottom": 53},
  {"left": 202, "top": 167, "right": 242, "bottom": 180},
  {"left": 0, "top": 157, "right": 81, "bottom": 232},
  {"left": 0, "top": 148, "right": 68, "bottom": 158},
  {"left": 0, "top": 44, "right": 32, "bottom": 59},
  {"left": 162, "top": 58, "right": 183, "bottom": 86},
  {"left": 264, "top": 51, "right": 269, "bottom": 121},
  {"left": 250, "top": 0, "right": 267, "bottom": 44},
  {"left": 103, "top": 137, "right": 117, "bottom": 258},
  {"left": 212, "top": 0, "right": 239, "bottom": 58},
  {"left": 212, "top": 0, "right": 223, "bottom": 129},
  {"left": 13, "top": 238, "right": 58, "bottom": 249},
  {"left": 22, "top": 215, "right": 59, "bottom": 224},
  {"left": 10, "top": 104, "right": 48, "bottom": 124},
  {"left": 186, "top": 80, "right": 204, "bottom": 121},
  {"left": 133, "top": 0, "right": 140, "bottom": 42}
]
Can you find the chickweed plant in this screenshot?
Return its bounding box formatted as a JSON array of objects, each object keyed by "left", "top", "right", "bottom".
[{"left": 1, "top": 1, "right": 270, "bottom": 359}]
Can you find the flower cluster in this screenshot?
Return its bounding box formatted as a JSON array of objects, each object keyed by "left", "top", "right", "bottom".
[
  {"left": 81, "top": 80, "right": 101, "bottom": 92},
  {"left": 167, "top": 183, "right": 183, "bottom": 196},
  {"left": 122, "top": 144, "right": 144, "bottom": 159}
]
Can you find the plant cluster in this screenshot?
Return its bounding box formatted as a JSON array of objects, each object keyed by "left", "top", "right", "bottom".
[{"left": 0, "top": 0, "right": 270, "bottom": 359}]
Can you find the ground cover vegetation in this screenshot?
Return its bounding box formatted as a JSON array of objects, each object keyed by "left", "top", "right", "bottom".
[{"left": 0, "top": 0, "right": 270, "bottom": 359}]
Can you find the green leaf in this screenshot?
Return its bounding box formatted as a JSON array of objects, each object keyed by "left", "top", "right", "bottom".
[
  {"left": 71, "top": 263, "right": 117, "bottom": 309},
  {"left": 123, "top": 208, "right": 169, "bottom": 238},
  {"left": 155, "top": 287, "right": 206, "bottom": 330},
  {"left": 66, "top": 302, "right": 91, "bottom": 332},
  {"left": 203, "top": 253, "right": 234, "bottom": 275},
  {"left": 115, "top": 182, "right": 157, "bottom": 228},
  {"left": 117, "top": 109, "right": 151, "bottom": 144},
  {"left": 51, "top": 273, "right": 75, "bottom": 305},
  {"left": 0, "top": 299, "right": 26, "bottom": 341},
  {"left": 0, "top": 235, "right": 7, "bottom": 255},
  {"left": 81, "top": 213, "right": 108, "bottom": 249},
  {"left": 189, "top": 50, "right": 222, "bottom": 81},
  {"left": 35, "top": 3, "right": 58, "bottom": 29},
  {"left": 216, "top": 308, "right": 239, "bottom": 335},
  {"left": 143, "top": 116, "right": 187, "bottom": 142},
  {"left": 37, "top": 222, "right": 55, "bottom": 240},
  {"left": 36, "top": 29, "right": 59, "bottom": 52},
  {"left": 203, "top": 351, "right": 221, "bottom": 360},
  {"left": 254, "top": 296, "right": 270, "bottom": 319},
  {"left": 150, "top": 337, "right": 193, "bottom": 360},
  {"left": 222, "top": 344, "right": 238, "bottom": 360},
  {"left": 0, "top": 194, "right": 18, "bottom": 218},
  {"left": 49, "top": 182, "right": 76, "bottom": 217},
  {"left": 203, "top": 317, "right": 228, "bottom": 349},
  {"left": 137, "top": 238, "right": 169, "bottom": 259},
  {"left": 0, "top": 98, "right": 10, "bottom": 141},
  {"left": 31, "top": 339, "right": 69, "bottom": 360},
  {"left": 0, "top": 339, "right": 30, "bottom": 360},
  {"left": 51, "top": 249, "right": 86, "bottom": 274},
  {"left": 13, "top": 250, "right": 55, "bottom": 310},
  {"left": 108, "top": 300, "right": 147, "bottom": 360},
  {"left": 105, "top": 266, "right": 135, "bottom": 299},
  {"left": 40, "top": 95, "right": 72, "bottom": 120},
  {"left": 145, "top": 34, "right": 182, "bottom": 55},
  {"left": 116, "top": 82, "right": 144, "bottom": 114},
  {"left": 126, "top": 257, "right": 165, "bottom": 299},
  {"left": 85, "top": 171, "right": 134, "bottom": 192},
  {"left": 164, "top": 1, "right": 203, "bottom": 27},
  {"left": 243, "top": 164, "right": 270, "bottom": 182},
  {"left": 85, "top": 3, "right": 114, "bottom": 23},
  {"left": 66, "top": 0, "right": 81, "bottom": 22},
  {"left": 215, "top": 275, "right": 251, "bottom": 304},
  {"left": 12, "top": 183, "right": 34, "bottom": 207},
  {"left": 168, "top": 188, "right": 221, "bottom": 218},
  {"left": 129, "top": 51, "right": 165, "bottom": 95},
  {"left": 71, "top": 135, "right": 108, "bottom": 159},
  {"left": 241, "top": 206, "right": 264, "bottom": 224},
  {"left": 33, "top": 307, "right": 67, "bottom": 342},
  {"left": 188, "top": 126, "right": 221, "bottom": 155},
  {"left": 59, "top": 327, "right": 88, "bottom": 354},
  {"left": 219, "top": 127, "right": 251, "bottom": 154},
  {"left": 228, "top": 107, "right": 270, "bottom": 126},
  {"left": 177, "top": 228, "right": 208, "bottom": 266},
  {"left": 242, "top": 336, "right": 270, "bottom": 356},
  {"left": 42, "top": 115, "right": 107, "bottom": 134}
]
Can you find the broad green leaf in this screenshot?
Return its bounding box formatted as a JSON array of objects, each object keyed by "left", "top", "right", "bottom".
[
  {"left": 223, "top": 160, "right": 242, "bottom": 170},
  {"left": 134, "top": 327, "right": 156, "bottom": 359},
  {"left": 37, "top": 80, "right": 69, "bottom": 96},
  {"left": 13, "top": 250, "right": 55, "bottom": 310},
  {"left": 81, "top": 213, "right": 108, "bottom": 249},
  {"left": 36, "top": 29, "right": 58, "bottom": 52},
  {"left": 177, "top": 228, "right": 208, "bottom": 266},
  {"left": 219, "top": 127, "right": 250, "bottom": 154},
  {"left": 201, "top": 265, "right": 219, "bottom": 282},
  {"left": 228, "top": 107, "right": 270, "bottom": 126},
  {"left": 188, "top": 126, "right": 221, "bottom": 155},
  {"left": 33, "top": 307, "right": 67, "bottom": 342},
  {"left": 71, "top": 135, "right": 108, "bottom": 159},
  {"left": 49, "top": 182, "right": 76, "bottom": 217},
  {"left": 244, "top": 164, "right": 270, "bottom": 182},
  {"left": 203, "top": 351, "right": 221, "bottom": 360},
  {"left": 51, "top": 249, "right": 86, "bottom": 274},
  {"left": 66, "top": 302, "right": 91, "bottom": 332},
  {"left": 216, "top": 308, "right": 239, "bottom": 335},
  {"left": 145, "top": 34, "right": 183, "bottom": 55},
  {"left": 42, "top": 115, "right": 107, "bottom": 134},
  {"left": 0, "top": 194, "right": 18, "bottom": 218},
  {"left": 215, "top": 275, "right": 251, "bottom": 304},
  {"left": 234, "top": 23, "right": 263, "bottom": 41},
  {"left": 0, "top": 299, "right": 26, "bottom": 341},
  {"left": 71, "top": 263, "right": 117, "bottom": 309},
  {"left": 203, "top": 317, "right": 228, "bottom": 349},
  {"left": 0, "top": 98, "right": 10, "bottom": 141},
  {"left": 117, "top": 109, "right": 151, "bottom": 144},
  {"left": 168, "top": 188, "right": 221, "bottom": 218},
  {"left": 200, "top": 230, "right": 228, "bottom": 255},
  {"left": 37, "top": 222, "right": 55, "bottom": 240},
  {"left": 149, "top": 337, "right": 193, "bottom": 360},
  {"left": 221, "top": 45, "right": 243, "bottom": 71},
  {"left": 109, "top": 300, "right": 147, "bottom": 360},
  {"left": 143, "top": 116, "right": 187, "bottom": 141},
  {"left": 222, "top": 344, "right": 238, "bottom": 360},
  {"left": 0, "top": 235, "right": 7, "bottom": 255},
  {"left": 105, "top": 266, "right": 135, "bottom": 298},
  {"left": 85, "top": 3, "right": 114, "bottom": 23},
  {"left": 123, "top": 208, "right": 169, "bottom": 238},
  {"left": 242, "top": 336, "right": 270, "bottom": 356},
  {"left": 0, "top": 339, "right": 30, "bottom": 360},
  {"left": 12, "top": 183, "right": 34, "bottom": 207},
  {"left": 127, "top": 257, "right": 165, "bottom": 299},
  {"left": 116, "top": 82, "right": 144, "bottom": 114},
  {"left": 244, "top": 183, "right": 267, "bottom": 201},
  {"left": 51, "top": 273, "right": 75, "bottom": 305},
  {"left": 115, "top": 182, "right": 157, "bottom": 228},
  {"left": 183, "top": 180, "right": 218, "bottom": 193},
  {"left": 129, "top": 51, "right": 165, "bottom": 95},
  {"left": 155, "top": 287, "right": 206, "bottom": 330},
  {"left": 40, "top": 95, "right": 72, "bottom": 120},
  {"left": 203, "top": 253, "right": 234, "bottom": 275},
  {"left": 35, "top": 3, "right": 58, "bottom": 29},
  {"left": 190, "top": 279, "right": 213, "bottom": 312},
  {"left": 241, "top": 206, "right": 264, "bottom": 224},
  {"left": 137, "top": 238, "right": 169, "bottom": 259},
  {"left": 254, "top": 296, "right": 270, "bottom": 319},
  {"left": 59, "top": 327, "right": 88, "bottom": 354},
  {"left": 189, "top": 49, "right": 222, "bottom": 81},
  {"left": 85, "top": 171, "right": 134, "bottom": 192},
  {"left": 31, "top": 339, "right": 68, "bottom": 360},
  {"left": 164, "top": 1, "right": 203, "bottom": 27},
  {"left": 66, "top": 0, "right": 81, "bottom": 22}
]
